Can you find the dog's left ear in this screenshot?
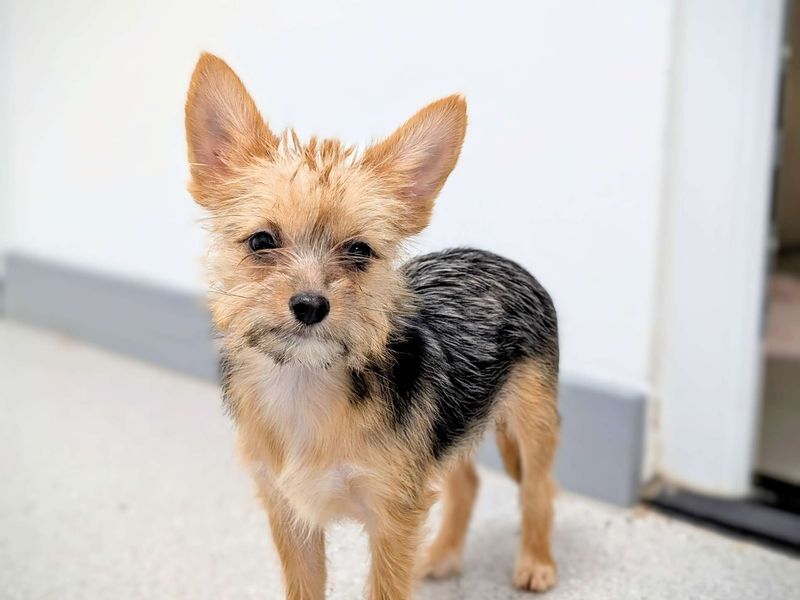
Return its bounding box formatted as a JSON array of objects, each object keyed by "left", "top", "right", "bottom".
[
  {"left": 362, "top": 95, "right": 467, "bottom": 235},
  {"left": 185, "top": 53, "right": 278, "bottom": 206}
]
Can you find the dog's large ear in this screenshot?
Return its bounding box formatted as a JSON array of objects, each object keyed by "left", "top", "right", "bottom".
[
  {"left": 185, "top": 53, "right": 277, "bottom": 206},
  {"left": 361, "top": 95, "right": 467, "bottom": 235}
]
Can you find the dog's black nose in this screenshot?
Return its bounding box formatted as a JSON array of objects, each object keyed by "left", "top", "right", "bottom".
[{"left": 289, "top": 293, "right": 330, "bottom": 326}]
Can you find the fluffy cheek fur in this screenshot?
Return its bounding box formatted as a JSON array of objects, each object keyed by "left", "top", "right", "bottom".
[
  {"left": 203, "top": 167, "right": 410, "bottom": 368},
  {"left": 209, "top": 255, "right": 405, "bottom": 368}
]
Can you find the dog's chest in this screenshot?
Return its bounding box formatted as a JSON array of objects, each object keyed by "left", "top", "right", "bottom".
[
  {"left": 251, "top": 362, "right": 376, "bottom": 525},
  {"left": 257, "top": 362, "right": 342, "bottom": 445}
]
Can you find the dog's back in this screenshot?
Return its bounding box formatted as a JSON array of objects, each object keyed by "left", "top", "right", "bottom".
[{"left": 401, "top": 248, "right": 559, "bottom": 458}]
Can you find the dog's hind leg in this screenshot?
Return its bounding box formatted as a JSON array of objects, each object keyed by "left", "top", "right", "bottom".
[
  {"left": 498, "top": 358, "right": 559, "bottom": 593},
  {"left": 496, "top": 420, "right": 522, "bottom": 483}
]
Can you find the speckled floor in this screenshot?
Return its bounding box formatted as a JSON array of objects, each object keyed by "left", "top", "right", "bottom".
[{"left": 1, "top": 319, "right": 798, "bottom": 599}]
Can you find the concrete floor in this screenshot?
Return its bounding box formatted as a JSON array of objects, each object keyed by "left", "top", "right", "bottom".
[{"left": 1, "top": 320, "right": 798, "bottom": 600}]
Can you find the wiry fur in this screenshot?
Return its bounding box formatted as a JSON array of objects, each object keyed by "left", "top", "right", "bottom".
[{"left": 185, "top": 53, "right": 560, "bottom": 599}]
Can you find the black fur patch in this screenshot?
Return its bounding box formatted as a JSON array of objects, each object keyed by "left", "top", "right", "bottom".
[
  {"left": 348, "top": 323, "right": 425, "bottom": 428},
  {"left": 348, "top": 368, "right": 370, "bottom": 406},
  {"left": 218, "top": 349, "right": 237, "bottom": 417},
  {"left": 352, "top": 248, "right": 559, "bottom": 460},
  {"left": 384, "top": 323, "right": 426, "bottom": 424}
]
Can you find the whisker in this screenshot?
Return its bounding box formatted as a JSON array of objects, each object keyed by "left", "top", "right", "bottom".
[{"left": 208, "top": 288, "right": 258, "bottom": 301}]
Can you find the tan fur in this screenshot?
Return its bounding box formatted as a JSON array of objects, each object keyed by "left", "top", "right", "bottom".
[
  {"left": 417, "top": 457, "right": 479, "bottom": 579},
  {"left": 496, "top": 360, "right": 559, "bottom": 592},
  {"left": 496, "top": 421, "right": 523, "bottom": 483},
  {"left": 184, "top": 53, "right": 558, "bottom": 599},
  {"left": 417, "top": 359, "right": 559, "bottom": 593},
  {"left": 259, "top": 488, "right": 327, "bottom": 600},
  {"left": 361, "top": 95, "right": 467, "bottom": 235}
]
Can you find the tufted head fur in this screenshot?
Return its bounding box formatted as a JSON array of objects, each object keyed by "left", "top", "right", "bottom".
[{"left": 185, "top": 53, "right": 467, "bottom": 369}]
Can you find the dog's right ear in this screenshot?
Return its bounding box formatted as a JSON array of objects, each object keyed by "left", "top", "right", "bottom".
[{"left": 185, "top": 53, "right": 277, "bottom": 206}]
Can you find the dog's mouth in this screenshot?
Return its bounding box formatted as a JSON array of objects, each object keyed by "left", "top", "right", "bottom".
[
  {"left": 289, "top": 327, "right": 318, "bottom": 339},
  {"left": 244, "top": 323, "right": 347, "bottom": 367}
]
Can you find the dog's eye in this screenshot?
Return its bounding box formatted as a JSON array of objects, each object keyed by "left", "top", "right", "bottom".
[
  {"left": 248, "top": 231, "right": 278, "bottom": 252},
  {"left": 346, "top": 241, "right": 374, "bottom": 259},
  {"left": 343, "top": 241, "right": 375, "bottom": 271}
]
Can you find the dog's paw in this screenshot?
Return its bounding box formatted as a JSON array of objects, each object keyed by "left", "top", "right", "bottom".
[
  {"left": 513, "top": 555, "right": 557, "bottom": 593},
  {"left": 417, "top": 545, "right": 463, "bottom": 579}
]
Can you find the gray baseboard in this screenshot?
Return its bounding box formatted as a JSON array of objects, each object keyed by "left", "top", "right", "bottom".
[
  {"left": 478, "top": 380, "right": 645, "bottom": 506},
  {"left": 5, "top": 254, "right": 218, "bottom": 380},
  {"left": 5, "top": 252, "right": 645, "bottom": 506}
]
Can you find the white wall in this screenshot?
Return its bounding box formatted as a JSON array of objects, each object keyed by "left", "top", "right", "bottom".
[
  {"left": 3, "top": 0, "right": 674, "bottom": 392},
  {"left": 0, "top": 0, "right": 10, "bottom": 275}
]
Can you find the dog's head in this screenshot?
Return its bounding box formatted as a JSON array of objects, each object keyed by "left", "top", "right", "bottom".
[{"left": 185, "top": 53, "right": 466, "bottom": 367}]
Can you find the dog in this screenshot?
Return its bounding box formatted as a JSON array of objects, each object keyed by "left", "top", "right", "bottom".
[{"left": 184, "top": 53, "right": 559, "bottom": 599}]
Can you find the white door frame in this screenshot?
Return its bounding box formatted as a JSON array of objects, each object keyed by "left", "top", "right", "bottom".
[{"left": 654, "top": 0, "right": 787, "bottom": 497}]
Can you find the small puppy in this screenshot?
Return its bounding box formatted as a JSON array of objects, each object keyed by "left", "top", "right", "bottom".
[{"left": 185, "top": 53, "right": 559, "bottom": 599}]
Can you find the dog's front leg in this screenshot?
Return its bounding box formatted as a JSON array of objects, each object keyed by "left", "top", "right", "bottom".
[
  {"left": 367, "top": 494, "right": 430, "bottom": 600},
  {"left": 258, "top": 488, "right": 326, "bottom": 600}
]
